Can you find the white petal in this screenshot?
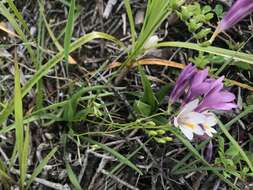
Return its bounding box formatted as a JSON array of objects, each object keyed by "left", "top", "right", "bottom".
[
  {"left": 205, "top": 130, "right": 213, "bottom": 137},
  {"left": 204, "top": 112, "right": 217, "bottom": 127},
  {"left": 208, "top": 127, "right": 217, "bottom": 133},
  {"left": 179, "top": 99, "right": 199, "bottom": 115},
  {"left": 185, "top": 112, "right": 206, "bottom": 124},
  {"left": 204, "top": 126, "right": 217, "bottom": 137},
  {"left": 179, "top": 126, "right": 193, "bottom": 140},
  {"left": 193, "top": 125, "right": 205, "bottom": 135}
]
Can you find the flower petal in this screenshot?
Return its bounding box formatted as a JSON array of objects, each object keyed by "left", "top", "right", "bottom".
[
  {"left": 185, "top": 111, "right": 206, "bottom": 124},
  {"left": 179, "top": 99, "right": 199, "bottom": 115},
  {"left": 193, "top": 125, "right": 205, "bottom": 135},
  {"left": 179, "top": 125, "right": 194, "bottom": 140},
  {"left": 219, "top": 0, "right": 253, "bottom": 31},
  {"left": 204, "top": 112, "right": 217, "bottom": 127}
]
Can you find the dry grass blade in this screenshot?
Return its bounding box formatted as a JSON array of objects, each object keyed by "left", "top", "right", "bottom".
[
  {"left": 109, "top": 58, "right": 253, "bottom": 92},
  {"left": 0, "top": 22, "right": 19, "bottom": 38}
]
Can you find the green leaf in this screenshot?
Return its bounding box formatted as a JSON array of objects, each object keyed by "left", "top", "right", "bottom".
[
  {"left": 157, "top": 41, "right": 253, "bottom": 65},
  {"left": 14, "top": 61, "right": 25, "bottom": 187},
  {"left": 139, "top": 66, "right": 157, "bottom": 112},
  {"left": 123, "top": 0, "right": 136, "bottom": 47},
  {"left": 134, "top": 100, "right": 152, "bottom": 116},
  {"left": 26, "top": 147, "right": 58, "bottom": 189},
  {"left": 0, "top": 2, "right": 35, "bottom": 63},
  {"left": 66, "top": 162, "right": 82, "bottom": 190},
  {"left": 21, "top": 128, "right": 30, "bottom": 188},
  {"left": 155, "top": 84, "right": 171, "bottom": 104},
  {"left": 6, "top": 0, "right": 30, "bottom": 34},
  {"left": 82, "top": 137, "right": 143, "bottom": 175},
  {"left": 64, "top": 0, "right": 75, "bottom": 62}
]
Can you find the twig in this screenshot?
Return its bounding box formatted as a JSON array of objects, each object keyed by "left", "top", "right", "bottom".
[
  {"left": 103, "top": 0, "right": 118, "bottom": 19},
  {"left": 101, "top": 169, "right": 140, "bottom": 190},
  {"left": 11, "top": 168, "right": 69, "bottom": 190},
  {"left": 88, "top": 158, "right": 107, "bottom": 190}
]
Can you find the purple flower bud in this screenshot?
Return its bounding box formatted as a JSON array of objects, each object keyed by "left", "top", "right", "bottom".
[
  {"left": 210, "top": 0, "right": 253, "bottom": 42},
  {"left": 204, "top": 141, "right": 213, "bottom": 162},
  {"left": 219, "top": 0, "right": 253, "bottom": 31}
]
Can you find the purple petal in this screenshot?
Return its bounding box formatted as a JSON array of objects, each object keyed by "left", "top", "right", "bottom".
[
  {"left": 219, "top": 91, "right": 236, "bottom": 102},
  {"left": 191, "top": 68, "right": 209, "bottom": 86},
  {"left": 185, "top": 69, "right": 210, "bottom": 102},
  {"left": 219, "top": 0, "right": 253, "bottom": 31},
  {"left": 169, "top": 64, "right": 197, "bottom": 103}
]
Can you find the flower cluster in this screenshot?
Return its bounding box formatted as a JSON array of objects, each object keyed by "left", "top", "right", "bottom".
[{"left": 170, "top": 64, "right": 237, "bottom": 140}]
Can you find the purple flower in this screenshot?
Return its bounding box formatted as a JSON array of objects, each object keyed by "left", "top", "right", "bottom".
[
  {"left": 169, "top": 64, "right": 197, "bottom": 103},
  {"left": 171, "top": 65, "right": 237, "bottom": 140},
  {"left": 170, "top": 64, "right": 237, "bottom": 112},
  {"left": 210, "top": 0, "right": 253, "bottom": 42}
]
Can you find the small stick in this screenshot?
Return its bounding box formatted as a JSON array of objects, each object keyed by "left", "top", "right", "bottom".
[
  {"left": 103, "top": 0, "right": 118, "bottom": 19},
  {"left": 11, "top": 168, "right": 69, "bottom": 190},
  {"left": 101, "top": 169, "right": 140, "bottom": 190}
]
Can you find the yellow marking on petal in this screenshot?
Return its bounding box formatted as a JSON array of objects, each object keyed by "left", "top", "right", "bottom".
[
  {"left": 185, "top": 123, "right": 195, "bottom": 129},
  {"left": 203, "top": 123, "right": 209, "bottom": 129}
]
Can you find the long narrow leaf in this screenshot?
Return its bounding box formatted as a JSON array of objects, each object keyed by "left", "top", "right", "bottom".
[
  {"left": 14, "top": 61, "right": 24, "bottom": 187},
  {"left": 66, "top": 162, "right": 82, "bottom": 190},
  {"left": 157, "top": 41, "right": 253, "bottom": 65},
  {"left": 123, "top": 0, "right": 136, "bottom": 47},
  {"left": 64, "top": 0, "right": 75, "bottom": 62},
  {"left": 0, "top": 2, "right": 35, "bottom": 62},
  {"left": 6, "top": 0, "right": 30, "bottom": 34},
  {"left": 21, "top": 128, "right": 30, "bottom": 188},
  {"left": 26, "top": 147, "right": 58, "bottom": 189}
]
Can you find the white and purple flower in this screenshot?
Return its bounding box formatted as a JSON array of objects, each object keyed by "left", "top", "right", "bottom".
[{"left": 170, "top": 64, "right": 237, "bottom": 140}]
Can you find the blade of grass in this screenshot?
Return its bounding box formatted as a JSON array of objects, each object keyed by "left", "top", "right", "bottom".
[
  {"left": 0, "top": 2, "right": 35, "bottom": 63},
  {"left": 26, "top": 147, "right": 58, "bottom": 189},
  {"left": 21, "top": 128, "right": 30, "bottom": 189},
  {"left": 41, "top": 5, "right": 76, "bottom": 64},
  {"left": 157, "top": 41, "right": 253, "bottom": 65},
  {"left": 36, "top": 0, "right": 46, "bottom": 110},
  {"left": 0, "top": 31, "right": 124, "bottom": 126},
  {"left": 14, "top": 61, "right": 25, "bottom": 188},
  {"left": 6, "top": 0, "right": 30, "bottom": 34},
  {"left": 66, "top": 162, "right": 82, "bottom": 190},
  {"left": 123, "top": 0, "right": 136, "bottom": 47},
  {"left": 217, "top": 119, "right": 253, "bottom": 173},
  {"left": 82, "top": 137, "right": 143, "bottom": 175},
  {"left": 64, "top": 0, "right": 75, "bottom": 63}
]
